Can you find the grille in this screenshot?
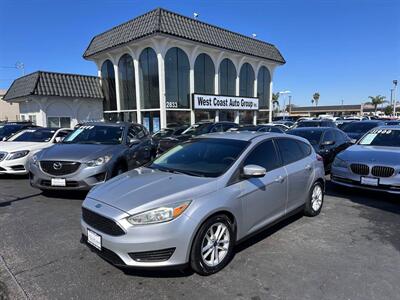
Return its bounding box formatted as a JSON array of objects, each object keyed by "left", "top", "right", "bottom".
[
  {"left": 128, "top": 248, "right": 176, "bottom": 262},
  {"left": 40, "top": 161, "right": 80, "bottom": 176},
  {"left": 82, "top": 207, "right": 125, "bottom": 236},
  {"left": 0, "top": 152, "right": 7, "bottom": 162},
  {"left": 350, "top": 164, "right": 369, "bottom": 175},
  {"left": 371, "top": 166, "right": 395, "bottom": 178}
]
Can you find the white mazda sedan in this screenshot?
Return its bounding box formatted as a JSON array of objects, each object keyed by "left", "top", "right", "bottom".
[{"left": 0, "top": 127, "right": 71, "bottom": 175}]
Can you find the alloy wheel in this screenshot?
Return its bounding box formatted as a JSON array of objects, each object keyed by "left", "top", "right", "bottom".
[
  {"left": 311, "top": 184, "right": 323, "bottom": 211},
  {"left": 201, "top": 222, "right": 230, "bottom": 267}
]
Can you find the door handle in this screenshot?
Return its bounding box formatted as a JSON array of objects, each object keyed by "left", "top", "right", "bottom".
[
  {"left": 274, "top": 176, "right": 285, "bottom": 183},
  {"left": 305, "top": 164, "right": 312, "bottom": 171}
]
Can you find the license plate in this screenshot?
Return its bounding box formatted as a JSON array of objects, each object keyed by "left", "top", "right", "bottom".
[
  {"left": 361, "top": 177, "right": 379, "bottom": 186},
  {"left": 51, "top": 178, "right": 66, "bottom": 186},
  {"left": 87, "top": 229, "right": 102, "bottom": 250}
]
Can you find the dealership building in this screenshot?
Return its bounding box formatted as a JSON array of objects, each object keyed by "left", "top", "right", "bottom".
[{"left": 4, "top": 8, "right": 285, "bottom": 131}]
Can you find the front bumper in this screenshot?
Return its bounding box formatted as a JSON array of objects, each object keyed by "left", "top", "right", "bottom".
[
  {"left": 0, "top": 156, "right": 29, "bottom": 175},
  {"left": 80, "top": 198, "right": 197, "bottom": 268},
  {"left": 29, "top": 161, "right": 110, "bottom": 191},
  {"left": 331, "top": 166, "right": 400, "bottom": 194}
]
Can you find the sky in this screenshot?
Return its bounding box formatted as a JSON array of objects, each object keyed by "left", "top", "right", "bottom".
[{"left": 0, "top": 0, "right": 399, "bottom": 107}]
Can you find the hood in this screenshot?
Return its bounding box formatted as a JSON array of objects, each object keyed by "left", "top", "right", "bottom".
[
  {"left": 0, "top": 141, "right": 47, "bottom": 153},
  {"left": 338, "top": 145, "right": 400, "bottom": 166},
  {"left": 87, "top": 167, "right": 218, "bottom": 214},
  {"left": 38, "top": 143, "right": 118, "bottom": 162}
]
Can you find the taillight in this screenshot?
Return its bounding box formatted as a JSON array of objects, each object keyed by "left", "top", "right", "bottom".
[{"left": 316, "top": 154, "right": 323, "bottom": 161}]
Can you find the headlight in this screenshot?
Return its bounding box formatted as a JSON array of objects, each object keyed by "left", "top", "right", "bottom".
[
  {"left": 333, "top": 157, "right": 348, "bottom": 168},
  {"left": 127, "top": 201, "right": 191, "bottom": 225},
  {"left": 7, "top": 150, "right": 29, "bottom": 160},
  {"left": 86, "top": 155, "right": 112, "bottom": 167}
]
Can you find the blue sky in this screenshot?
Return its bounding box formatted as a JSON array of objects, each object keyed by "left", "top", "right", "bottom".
[{"left": 0, "top": 0, "right": 399, "bottom": 106}]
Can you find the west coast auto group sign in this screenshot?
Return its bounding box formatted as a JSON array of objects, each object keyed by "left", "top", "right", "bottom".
[{"left": 193, "top": 94, "right": 259, "bottom": 111}]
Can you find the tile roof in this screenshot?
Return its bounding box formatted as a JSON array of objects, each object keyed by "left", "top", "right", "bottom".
[
  {"left": 83, "top": 8, "right": 285, "bottom": 64},
  {"left": 3, "top": 71, "right": 103, "bottom": 101}
]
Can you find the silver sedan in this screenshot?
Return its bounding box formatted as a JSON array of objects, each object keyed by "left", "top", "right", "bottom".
[
  {"left": 81, "top": 132, "right": 325, "bottom": 275},
  {"left": 332, "top": 126, "right": 400, "bottom": 194}
]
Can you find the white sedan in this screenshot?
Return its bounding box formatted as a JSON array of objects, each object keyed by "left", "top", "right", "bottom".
[{"left": 0, "top": 128, "right": 71, "bottom": 175}]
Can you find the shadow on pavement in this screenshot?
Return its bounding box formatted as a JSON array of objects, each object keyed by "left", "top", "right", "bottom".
[
  {"left": 325, "top": 180, "right": 400, "bottom": 215},
  {"left": 41, "top": 190, "right": 87, "bottom": 200},
  {"left": 0, "top": 174, "right": 29, "bottom": 180},
  {"left": 0, "top": 192, "right": 42, "bottom": 207}
]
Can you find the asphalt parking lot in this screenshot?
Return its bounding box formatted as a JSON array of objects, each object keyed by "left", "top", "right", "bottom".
[{"left": 0, "top": 176, "right": 399, "bottom": 300}]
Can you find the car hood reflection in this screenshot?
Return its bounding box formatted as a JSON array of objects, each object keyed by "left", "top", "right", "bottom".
[
  {"left": 87, "top": 167, "right": 218, "bottom": 214},
  {"left": 338, "top": 145, "right": 400, "bottom": 165}
]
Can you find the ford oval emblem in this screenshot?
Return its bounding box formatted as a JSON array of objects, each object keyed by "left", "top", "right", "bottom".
[
  {"left": 53, "top": 162, "right": 62, "bottom": 170},
  {"left": 95, "top": 204, "right": 102, "bottom": 209}
]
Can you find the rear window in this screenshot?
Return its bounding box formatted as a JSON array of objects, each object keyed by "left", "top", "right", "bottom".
[{"left": 276, "top": 138, "right": 306, "bottom": 165}]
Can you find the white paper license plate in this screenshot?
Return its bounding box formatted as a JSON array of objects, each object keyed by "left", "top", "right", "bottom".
[
  {"left": 87, "top": 229, "right": 102, "bottom": 250},
  {"left": 51, "top": 178, "right": 66, "bottom": 186},
  {"left": 361, "top": 177, "right": 379, "bottom": 186}
]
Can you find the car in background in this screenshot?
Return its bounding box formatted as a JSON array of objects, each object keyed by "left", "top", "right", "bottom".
[
  {"left": 229, "top": 124, "right": 285, "bottom": 133},
  {"left": 287, "top": 127, "right": 353, "bottom": 172},
  {"left": 340, "top": 120, "right": 385, "bottom": 141},
  {"left": 294, "top": 120, "right": 336, "bottom": 128},
  {"left": 29, "top": 122, "right": 153, "bottom": 192},
  {"left": 331, "top": 126, "right": 400, "bottom": 194},
  {"left": 81, "top": 132, "right": 325, "bottom": 275},
  {"left": 336, "top": 119, "right": 357, "bottom": 130},
  {"left": 0, "top": 122, "right": 37, "bottom": 141},
  {"left": 157, "top": 121, "right": 238, "bottom": 154},
  {"left": 267, "top": 123, "right": 291, "bottom": 131},
  {"left": 385, "top": 120, "right": 400, "bottom": 126},
  {"left": 273, "top": 120, "right": 295, "bottom": 128},
  {"left": 0, "top": 128, "right": 71, "bottom": 175}
]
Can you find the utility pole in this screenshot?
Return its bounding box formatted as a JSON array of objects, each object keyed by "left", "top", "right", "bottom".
[{"left": 393, "top": 80, "right": 398, "bottom": 117}]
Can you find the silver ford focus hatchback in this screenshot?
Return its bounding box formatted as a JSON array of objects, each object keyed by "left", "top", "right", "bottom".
[{"left": 81, "top": 132, "right": 325, "bottom": 275}]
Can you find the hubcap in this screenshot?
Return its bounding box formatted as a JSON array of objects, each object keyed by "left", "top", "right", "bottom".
[
  {"left": 311, "top": 185, "right": 323, "bottom": 211},
  {"left": 201, "top": 222, "right": 230, "bottom": 267}
]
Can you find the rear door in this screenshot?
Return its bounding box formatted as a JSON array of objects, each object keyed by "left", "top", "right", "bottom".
[
  {"left": 234, "top": 139, "right": 287, "bottom": 235},
  {"left": 275, "top": 138, "right": 314, "bottom": 212}
]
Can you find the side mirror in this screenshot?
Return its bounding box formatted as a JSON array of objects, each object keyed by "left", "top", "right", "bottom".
[
  {"left": 129, "top": 138, "right": 141, "bottom": 146},
  {"left": 2, "top": 137, "right": 6, "bottom": 141},
  {"left": 321, "top": 140, "right": 335, "bottom": 146},
  {"left": 54, "top": 137, "right": 64, "bottom": 143},
  {"left": 242, "top": 164, "right": 266, "bottom": 178}
]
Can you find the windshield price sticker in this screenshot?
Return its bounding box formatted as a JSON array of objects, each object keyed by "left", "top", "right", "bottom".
[{"left": 193, "top": 94, "right": 259, "bottom": 111}]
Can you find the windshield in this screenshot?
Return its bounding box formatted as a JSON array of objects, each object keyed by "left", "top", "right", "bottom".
[
  {"left": 182, "top": 123, "right": 212, "bottom": 136},
  {"left": 150, "top": 138, "right": 249, "bottom": 177},
  {"left": 288, "top": 130, "right": 323, "bottom": 146},
  {"left": 342, "top": 122, "right": 380, "bottom": 133},
  {"left": 9, "top": 129, "right": 55, "bottom": 142},
  {"left": 359, "top": 129, "right": 400, "bottom": 147},
  {"left": 63, "top": 125, "right": 124, "bottom": 145},
  {"left": 0, "top": 125, "right": 24, "bottom": 137},
  {"left": 296, "top": 121, "right": 325, "bottom": 128}
]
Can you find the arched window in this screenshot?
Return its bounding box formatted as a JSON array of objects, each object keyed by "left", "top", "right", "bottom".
[
  {"left": 139, "top": 47, "right": 160, "bottom": 109},
  {"left": 194, "top": 53, "right": 215, "bottom": 94},
  {"left": 239, "top": 63, "right": 255, "bottom": 97},
  {"left": 219, "top": 58, "right": 236, "bottom": 96},
  {"left": 257, "top": 66, "right": 271, "bottom": 109},
  {"left": 101, "top": 60, "right": 117, "bottom": 111},
  {"left": 118, "top": 54, "right": 136, "bottom": 110},
  {"left": 165, "top": 47, "right": 190, "bottom": 108}
]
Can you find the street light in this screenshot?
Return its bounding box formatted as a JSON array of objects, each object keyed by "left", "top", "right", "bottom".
[
  {"left": 278, "top": 90, "right": 291, "bottom": 120},
  {"left": 393, "top": 80, "right": 398, "bottom": 116}
]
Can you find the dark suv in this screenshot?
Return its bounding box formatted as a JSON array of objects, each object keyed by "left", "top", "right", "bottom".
[{"left": 157, "top": 121, "right": 239, "bottom": 154}]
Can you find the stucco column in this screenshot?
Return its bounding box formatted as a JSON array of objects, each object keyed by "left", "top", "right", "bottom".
[
  {"left": 133, "top": 59, "right": 141, "bottom": 124},
  {"left": 253, "top": 77, "right": 258, "bottom": 125},
  {"left": 234, "top": 76, "right": 240, "bottom": 123},
  {"left": 113, "top": 63, "right": 122, "bottom": 114},
  {"left": 189, "top": 68, "right": 195, "bottom": 125},
  {"left": 269, "top": 80, "right": 273, "bottom": 123},
  {"left": 157, "top": 52, "right": 167, "bottom": 129},
  {"left": 214, "top": 72, "right": 219, "bottom": 122}
]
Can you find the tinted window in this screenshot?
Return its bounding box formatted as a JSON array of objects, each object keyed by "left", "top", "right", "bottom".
[
  {"left": 194, "top": 54, "right": 215, "bottom": 94},
  {"left": 118, "top": 54, "right": 136, "bottom": 110},
  {"left": 297, "top": 141, "right": 312, "bottom": 156},
  {"left": 139, "top": 48, "right": 160, "bottom": 109},
  {"left": 222, "top": 123, "right": 236, "bottom": 131},
  {"left": 63, "top": 125, "right": 124, "bottom": 145},
  {"left": 276, "top": 138, "right": 306, "bottom": 165},
  {"left": 244, "top": 140, "right": 280, "bottom": 171},
  {"left": 150, "top": 138, "right": 249, "bottom": 177},
  {"left": 239, "top": 63, "right": 255, "bottom": 97},
  {"left": 219, "top": 58, "right": 236, "bottom": 96},
  {"left": 288, "top": 130, "right": 323, "bottom": 147},
  {"left": 257, "top": 66, "right": 271, "bottom": 109},
  {"left": 322, "top": 130, "right": 335, "bottom": 142},
  {"left": 342, "top": 122, "right": 382, "bottom": 134},
  {"left": 101, "top": 60, "right": 117, "bottom": 111}
]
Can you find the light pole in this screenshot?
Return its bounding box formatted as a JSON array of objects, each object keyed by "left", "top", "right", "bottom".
[
  {"left": 393, "top": 80, "right": 398, "bottom": 117},
  {"left": 278, "top": 90, "right": 291, "bottom": 120}
]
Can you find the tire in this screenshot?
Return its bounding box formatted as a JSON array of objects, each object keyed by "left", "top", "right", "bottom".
[
  {"left": 190, "top": 214, "right": 235, "bottom": 276},
  {"left": 304, "top": 181, "right": 324, "bottom": 217}
]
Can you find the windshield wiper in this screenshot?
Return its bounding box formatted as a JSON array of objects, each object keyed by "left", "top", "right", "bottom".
[{"left": 151, "top": 166, "right": 205, "bottom": 177}]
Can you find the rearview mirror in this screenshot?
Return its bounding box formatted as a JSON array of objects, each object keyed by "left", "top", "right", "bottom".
[
  {"left": 242, "top": 165, "right": 266, "bottom": 178},
  {"left": 321, "top": 140, "right": 335, "bottom": 146}
]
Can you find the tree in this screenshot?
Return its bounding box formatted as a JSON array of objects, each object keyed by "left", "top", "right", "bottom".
[
  {"left": 384, "top": 105, "right": 393, "bottom": 116},
  {"left": 311, "top": 92, "right": 320, "bottom": 106},
  {"left": 366, "top": 95, "right": 386, "bottom": 113}
]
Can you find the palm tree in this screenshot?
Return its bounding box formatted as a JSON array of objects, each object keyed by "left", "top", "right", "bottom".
[
  {"left": 367, "top": 95, "right": 386, "bottom": 113},
  {"left": 312, "top": 92, "right": 320, "bottom": 106}
]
